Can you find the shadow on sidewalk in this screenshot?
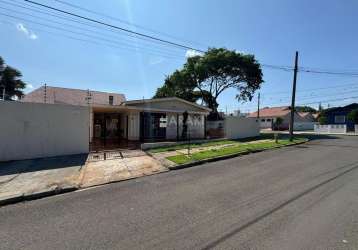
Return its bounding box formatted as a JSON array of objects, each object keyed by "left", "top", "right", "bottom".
[{"left": 0, "top": 154, "right": 88, "bottom": 177}]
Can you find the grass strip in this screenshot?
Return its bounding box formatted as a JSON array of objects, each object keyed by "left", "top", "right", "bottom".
[{"left": 166, "top": 138, "right": 307, "bottom": 165}]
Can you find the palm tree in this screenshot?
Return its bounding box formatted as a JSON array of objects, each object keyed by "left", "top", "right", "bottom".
[{"left": 0, "top": 56, "right": 26, "bottom": 100}]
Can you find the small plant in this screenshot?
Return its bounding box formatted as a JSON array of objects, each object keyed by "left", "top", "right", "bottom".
[
  {"left": 274, "top": 133, "right": 278, "bottom": 143},
  {"left": 318, "top": 110, "right": 328, "bottom": 125}
]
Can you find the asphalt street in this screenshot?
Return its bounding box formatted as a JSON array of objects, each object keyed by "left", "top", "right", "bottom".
[{"left": 1, "top": 135, "right": 358, "bottom": 249}]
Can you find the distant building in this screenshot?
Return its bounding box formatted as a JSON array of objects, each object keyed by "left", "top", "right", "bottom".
[
  {"left": 22, "top": 86, "right": 126, "bottom": 106},
  {"left": 320, "top": 103, "right": 358, "bottom": 131},
  {"left": 248, "top": 106, "right": 315, "bottom": 130}
]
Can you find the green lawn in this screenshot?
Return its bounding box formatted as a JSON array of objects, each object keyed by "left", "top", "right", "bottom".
[
  {"left": 148, "top": 139, "right": 240, "bottom": 153},
  {"left": 166, "top": 138, "right": 307, "bottom": 165}
]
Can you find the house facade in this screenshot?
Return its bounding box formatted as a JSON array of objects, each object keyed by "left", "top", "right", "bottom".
[
  {"left": 22, "top": 86, "right": 211, "bottom": 150},
  {"left": 321, "top": 103, "right": 358, "bottom": 131},
  {"left": 248, "top": 106, "right": 316, "bottom": 130}
]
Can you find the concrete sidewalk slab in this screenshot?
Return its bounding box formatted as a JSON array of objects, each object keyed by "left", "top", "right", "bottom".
[
  {"left": 0, "top": 155, "right": 87, "bottom": 205},
  {"left": 80, "top": 155, "right": 167, "bottom": 188},
  {"left": 0, "top": 151, "right": 168, "bottom": 206}
]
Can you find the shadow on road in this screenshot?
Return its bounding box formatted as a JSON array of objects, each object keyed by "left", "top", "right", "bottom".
[{"left": 200, "top": 160, "right": 358, "bottom": 250}]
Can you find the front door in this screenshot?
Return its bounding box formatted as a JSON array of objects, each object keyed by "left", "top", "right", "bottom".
[
  {"left": 140, "top": 112, "right": 166, "bottom": 141},
  {"left": 92, "top": 113, "right": 121, "bottom": 149}
]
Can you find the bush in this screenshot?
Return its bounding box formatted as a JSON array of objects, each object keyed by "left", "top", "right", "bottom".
[{"left": 318, "top": 110, "right": 328, "bottom": 125}]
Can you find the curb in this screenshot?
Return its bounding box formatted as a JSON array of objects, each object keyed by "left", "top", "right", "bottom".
[
  {"left": 168, "top": 140, "right": 308, "bottom": 170},
  {"left": 0, "top": 187, "right": 78, "bottom": 207},
  {"left": 0, "top": 168, "right": 169, "bottom": 207},
  {"left": 0, "top": 140, "right": 307, "bottom": 207}
]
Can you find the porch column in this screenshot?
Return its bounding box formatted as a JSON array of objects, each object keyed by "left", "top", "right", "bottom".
[{"left": 89, "top": 109, "right": 93, "bottom": 143}]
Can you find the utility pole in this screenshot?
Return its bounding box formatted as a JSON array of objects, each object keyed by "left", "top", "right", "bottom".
[
  {"left": 43, "top": 83, "right": 47, "bottom": 103},
  {"left": 257, "top": 92, "right": 260, "bottom": 119},
  {"left": 1, "top": 85, "right": 5, "bottom": 101},
  {"left": 289, "top": 51, "right": 299, "bottom": 141}
]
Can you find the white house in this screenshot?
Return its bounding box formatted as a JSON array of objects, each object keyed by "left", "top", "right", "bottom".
[{"left": 22, "top": 85, "right": 211, "bottom": 151}]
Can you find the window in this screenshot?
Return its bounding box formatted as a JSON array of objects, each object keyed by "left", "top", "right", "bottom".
[
  {"left": 109, "top": 95, "right": 114, "bottom": 105},
  {"left": 267, "top": 119, "right": 272, "bottom": 122},
  {"left": 261, "top": 119, "right": 265, "bottom": 122},
  {"left": 334, "top": 115, "right": 345, "bottom": 123}
]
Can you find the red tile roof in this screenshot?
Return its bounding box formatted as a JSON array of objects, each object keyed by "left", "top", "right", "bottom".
[{"left": 248, "top": 106, "right": 291, "bottom": 118}]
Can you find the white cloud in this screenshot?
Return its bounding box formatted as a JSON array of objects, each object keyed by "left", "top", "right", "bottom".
[
  {"left": 26, "top": 84, "right": 34, "bottom": 89},
  {"left": 185, "top": 49, "right": 203, "bottom": 58},
  {"left": 16, "top": 23, "right": 38, "bottom": 40}
]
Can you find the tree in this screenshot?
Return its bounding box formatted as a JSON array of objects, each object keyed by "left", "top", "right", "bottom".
[
  {"left": 348, "top": 109, "right": 358, "bottom": 124},
  {"left": 154, "top": 48, "right": 263, "bottom": 119},
  {"left": 274, "top": 117, "right": 283, "bottom": 130},
  {"left": 318, "top": 112, "right": 328, "bottom": 125},
  {"left": 295, "top": 106, "right": 317, "bottom": 113},
  {"left": 0, "top": 56, "right": 26, "bottom": 100}
]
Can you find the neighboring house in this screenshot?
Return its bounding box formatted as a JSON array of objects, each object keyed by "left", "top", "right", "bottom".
[
  {"left": 22, "top": 86, "right": 211, "bottom": 149},
  {"left": 248, "top": 106, "right": 316, "bottom": 130},
  {"left": 321, "top": 103, "right": 358, "bottom": 131},
  {"left": 22, "top": 86, "right": 126, "bottom": 106}
]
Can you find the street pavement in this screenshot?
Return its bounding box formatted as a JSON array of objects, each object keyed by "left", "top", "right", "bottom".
[{"left": 1, "top": 135, "right": 358, "bottom": 249}]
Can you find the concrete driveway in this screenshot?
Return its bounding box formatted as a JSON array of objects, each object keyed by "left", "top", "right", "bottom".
[
  {"left": 1, "top": 135, "right": 358, "bottom": 249},
  {"left": 0, "top": 150, "right": 166, "bottom": 204}
]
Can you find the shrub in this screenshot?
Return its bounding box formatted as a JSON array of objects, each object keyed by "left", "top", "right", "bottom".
[{"left": 348, "top": 109, "right": 358, "bottom": 124}]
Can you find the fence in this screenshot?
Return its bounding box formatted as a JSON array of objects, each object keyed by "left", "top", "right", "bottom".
[
  {"left": 206, "top": 120, "right": 225, "bottom": 138},
  {"left": 206, "top": 117, "right": 260, "bottom": 139},
  {"left": 314, "top": 124, "right": 347, "bottom": 134},
  {"left": 224, "top": 117, "right": 260, "bottom": 139},
  {"left": 294, "top": 122, "right": 318, "bottom": 131}
]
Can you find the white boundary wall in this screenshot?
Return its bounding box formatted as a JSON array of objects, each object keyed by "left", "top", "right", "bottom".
[
  {"left": 294, "top": 122, "right": 318, "bottom": 131},
  {"left": 224, "top": 117, "right": 260, "bottom": 139},
  {"left": 0, "top": 101, "right": 89, "bottom": 161},
  {"left": 314, "top": 124, "right": 347, "bottom": 134}
]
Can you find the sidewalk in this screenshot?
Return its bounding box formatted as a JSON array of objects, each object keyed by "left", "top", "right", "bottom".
[
  {"left": 0, "top": 151, "right": 167, "bottom": 206},
  {"left": 0, "top": 155, "right": 86, "bottom": 204}
]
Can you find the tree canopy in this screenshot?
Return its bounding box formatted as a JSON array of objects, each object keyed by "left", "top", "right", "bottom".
[
  {"left": 348, "top": 108, "right": 358, "bottom": 124},
  {"left": 295, "top": 106, "right": 317, "bottom": 113},
  {"left": 0, "top": 56, "right": 26, "bottom": 100},
  {"left": 154, "top": 48, "right": 263, "bottom": 119},
  {"left": 318, "top": 111, "right": 328, "bottom": 125}
]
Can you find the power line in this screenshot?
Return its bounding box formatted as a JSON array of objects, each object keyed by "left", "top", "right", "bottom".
[
  {"left": 0, "top": 0, "right": 189, "bottom": 55},
  {"left": 51, "top": 0, "right": 208, "bottom": 49},
  {"left": 234, "top": 85, "right": 358, "bottom": 110},
  {"left": 262, "top": 82, "right": 358, "bottom": 95},
  {"left": 0, "top": 13, "right": 186, "bottom": 61},
  {"left": 0, "top": 6, "right": 187, "bottom": 59},
  {"left": 12, "top": 0, "right": 357, "bottom": 77},
  {"left": 298, "top": 68, "right": 358, "bottom": 77},
  {"left": 297, "top": 95, "right": 358, "bottom": 106},
  {"left": 24, "top": 0, "right": 206, "bottom": 52}
]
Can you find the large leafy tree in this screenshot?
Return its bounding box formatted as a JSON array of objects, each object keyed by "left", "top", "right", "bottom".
[
  {"left": 154, "top": 70, "right": 199, "bottom": 103},
  {"left": 154, "top": 48, "right": 263, "bottom": 119},
  {"left": 0, "top": 56, "right": 26, "bottom": 100}
]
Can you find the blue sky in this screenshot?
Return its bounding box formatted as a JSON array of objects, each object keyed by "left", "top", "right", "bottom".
[{"left": 1, "top": 0, "right": 358, "bottom": 113}]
